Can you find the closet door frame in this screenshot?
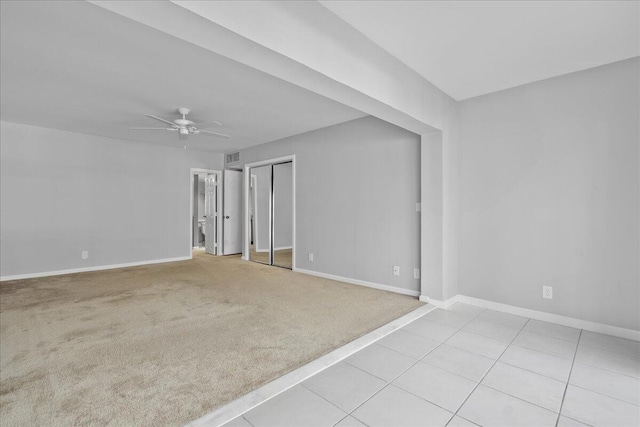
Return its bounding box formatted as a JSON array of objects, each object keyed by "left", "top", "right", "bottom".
[{"left": 243, "top": 155, "right": 296, "bottom": 269}]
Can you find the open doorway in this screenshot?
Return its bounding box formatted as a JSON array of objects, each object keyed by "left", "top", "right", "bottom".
[{"left": 190, "top": 168, "right": 222, "bottom": 255}]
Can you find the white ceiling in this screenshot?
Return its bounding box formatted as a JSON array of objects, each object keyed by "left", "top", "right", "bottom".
[
  {"left": 0, "top": 1, "right": 366, "bottom": 153},
  {"left": 321, "top": 1, "right": 640, "bottom": 100}
]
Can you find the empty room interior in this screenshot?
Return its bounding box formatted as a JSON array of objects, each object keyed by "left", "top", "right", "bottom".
[{"left": 0, "top": 1, "right": 638, "bottom": 427}]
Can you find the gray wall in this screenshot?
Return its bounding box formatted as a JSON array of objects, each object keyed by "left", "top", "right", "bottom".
[
  {"left": 237, "top": 116, "right": 421, "bottom": 294},
  {"left": 421, "top": 131, "right": 443, "bottom": 300},
  {"left": 452, "top": 58, "right": 639, "bottom": 330},
  {"left": 0, "top": 121, "right": 223, "bottom": 277}
]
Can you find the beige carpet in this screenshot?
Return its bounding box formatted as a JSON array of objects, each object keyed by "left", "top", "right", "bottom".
[{"left": 0, "top": 253, "right": 422, "bottom": 426}]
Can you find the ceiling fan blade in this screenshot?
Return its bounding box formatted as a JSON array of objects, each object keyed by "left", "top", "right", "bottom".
[
  {"left": 130, "top": 127, "right": 174, "bottom": 130},
  {"left": 192, "top": 120, "right": 222, "bottom": 128},
  {"left": 199, "top": 129, "right": 231, "bottom": 138},
  {"left": 145, "top": 114, "right": 176, "bottom": 127}
]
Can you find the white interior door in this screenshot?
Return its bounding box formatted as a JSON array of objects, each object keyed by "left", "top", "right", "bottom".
[
  {"left": 204, "top": 174, "right": 217, "bottom": 255},
  {"left": 223, "top": 170, "right": 243, "bottom": 255}
]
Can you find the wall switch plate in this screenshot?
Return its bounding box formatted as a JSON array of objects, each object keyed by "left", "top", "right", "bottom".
[
  {"left": 393, "top": 266, "right": 400, "bottom": 276},
  {"left": 416, "top": 202, "right": 421, "bottom": 212},
  {"left": 82, "top": 251, "right": 88, "bottom": 259},
  {"left": 308, "top": 253, "right": 314, "bottom": 262},
  {"left": 414, "top": 268, "right": 420, "bottom": 279},
  {"left": 542, "top": 286, "right": 553, "bottom": 299}
]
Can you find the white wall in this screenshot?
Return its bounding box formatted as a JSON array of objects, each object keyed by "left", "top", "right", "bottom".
[
  {"left": 237, "top": 116, "right": 422, "bottom": 294},
  {"left": 452, "top": 58, "right": 639, "bottom": 330},
  {"left": 0, "top": 121, "right": 223, "bottom": 278}
]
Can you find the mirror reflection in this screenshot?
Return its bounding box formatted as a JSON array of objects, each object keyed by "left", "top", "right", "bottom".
[
  {"left": 249, "top": 165, "right": 271, "bottom": 265},
  {"left": 272, "top": 162, "right": 293, "bottom": 269},
  {"left": 248, "top": 161, "right": 292, "bottom": 269}
]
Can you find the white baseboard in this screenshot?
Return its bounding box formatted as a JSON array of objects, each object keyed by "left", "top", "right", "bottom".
[
  {"left": 0, "top": 256, "right": 191, "bottom": 282},
  {"left": 457, "top": 295, "right": 640, "bottom": 342},
  {"left": 293, "top": 268, "right": 420, "bottom": 297},
  {"left": 420, "top": 294, "right": 460, "bottom": 309}
]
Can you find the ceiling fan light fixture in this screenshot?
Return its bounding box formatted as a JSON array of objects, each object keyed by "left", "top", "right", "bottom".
[{"left": 131, "top": 108, "right": 230, "bottom": 140}]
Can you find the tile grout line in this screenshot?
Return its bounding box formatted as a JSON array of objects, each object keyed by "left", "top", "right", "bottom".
[
  {"left": 448, "top": 327, "right": 523, "bottom": 350},
  {"left": 229, "top": 307, "right": 636, "bottom": 427},
  {"left": 473, "top": 313, "right": 529, "bottom": 330},
  {"left": 497, "top": 358, "right": 569, "bottom": 383},
  {"left": 443, "top": 325, "right": 636, "bottom": 421},
  {"left": 568, "top": 383, "right": 640, "bottom": 407},
  {"left": 450, "top": 317, "right": 532, "bottom": 422},
  {"left": 250, "top": 304, "right": 444, "bottom": 427},
  {"left": 569, "top": 358, "right": 640, "bottom": 380},
  {"left": 507, "top": 340, "right": 575, "bottom": 358},
  {"left": 577, "top": 342, "right": 640, "bottom": 361},
  {"left": 213, "top": 304, "right": 438, "bottom": 427},
  {"left": 554, "top": 329, "right": 583, "bottom": 427},
  {"left": 341, "top": 307, "right": 488, "bottom": 425},
  {"left": 507, "top": 339, "right": 576, "bottom": 359},
  {"left": 344, "top": 343, "right": 449, "bottom": 420},
  {"left": 477, "top": 382, "right": 566, "bottom": 414},
  {"left": 237, "top": 305, "right": 537, "bottom": 427},
  {"left": 298, "top": 383, "right": 365, "bottom": 427},
  {"left": 558, "top": 415, "right": 596, "bottom": 427},
  {"left": 515, "top": 328, "right": 580, "bottom": 344},
  {"left": 240, "top": 415, "right": 255, "bottom": 427}
]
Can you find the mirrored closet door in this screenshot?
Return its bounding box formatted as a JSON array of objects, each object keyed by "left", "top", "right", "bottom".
[{"left": 249, "top": 161, "right": 293, "bottom": 269}]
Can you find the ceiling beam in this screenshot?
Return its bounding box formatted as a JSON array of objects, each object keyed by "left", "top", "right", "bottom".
[{"left": 89, "top": 0, "right": 454, "bottom": 135}]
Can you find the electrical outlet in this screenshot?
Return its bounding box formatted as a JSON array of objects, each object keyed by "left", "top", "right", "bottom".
[
  {"left": 308, "top": 253, "right": 314, "bottom": 262},
  {"left": 393, "top": 266, "right": 400, "bottom": 276},
  {"left": 542, "top": 286, "right": 553, "bottom": 299},
  {"left": 414, "top": 268, "right": 420, "bottom": 279},
  {"left": 81, "top": 250, "right": 88, "bottom": 260}
]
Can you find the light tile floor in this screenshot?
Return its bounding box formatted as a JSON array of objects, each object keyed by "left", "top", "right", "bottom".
[{"left": 223, "top": 303, "right": 640, "bottom": 427}]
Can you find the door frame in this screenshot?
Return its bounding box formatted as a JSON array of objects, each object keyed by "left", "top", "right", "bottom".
[
  {"left": 243, "top": 155, "right": 296, "bottom": 269},
  {"left": 189, "top": 168, "right": 222, "bottom": 257},
  {"left": 250, "top": 173, "right": 264, "bottom": 252}
]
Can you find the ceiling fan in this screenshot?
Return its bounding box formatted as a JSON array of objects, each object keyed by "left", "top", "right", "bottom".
[{"left": 131, "top": 107, "right": 230, "bottom": 140}]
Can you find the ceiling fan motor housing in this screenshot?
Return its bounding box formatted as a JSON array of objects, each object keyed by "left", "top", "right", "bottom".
[{"left": 174, "top": 118, "right": 193, "bottom": 127}]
